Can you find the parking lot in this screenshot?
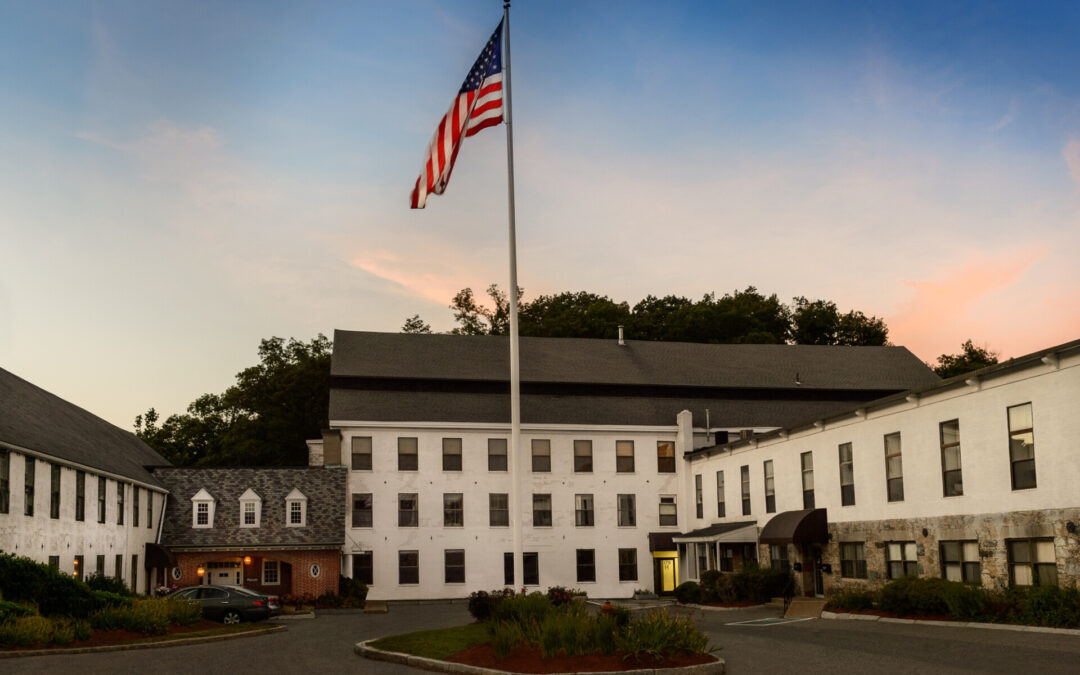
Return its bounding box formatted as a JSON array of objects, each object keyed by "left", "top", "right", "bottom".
[{"left": 7, "top": 603, "right": 1080, "bottom": 674}]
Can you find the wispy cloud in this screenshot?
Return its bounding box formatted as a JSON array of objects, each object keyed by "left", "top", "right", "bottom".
[
  {"left": 990, "top": 98, "right": 1018, "bottom": 131},
  {"left": 1064, "top": 139, "right": 1080, "bottom": 188}
]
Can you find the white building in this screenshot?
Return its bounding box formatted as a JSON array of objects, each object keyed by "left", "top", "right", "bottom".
[
  {"left": 319, "top": 330, "right": 938, "bottom": 600},
  {"left": 684, "top": 338, "right": 1080, "bottom": 597},
  {"left": 0, "top": 367, "right": 171, "bottom": 592}
]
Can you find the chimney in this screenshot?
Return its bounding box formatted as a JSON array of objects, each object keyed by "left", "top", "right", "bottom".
[
  {"left": 321, "top": 428, "right": 343, "bottom": 466},
  {"left": 618, "top": 325, "right": 625, "bottom": 346}
]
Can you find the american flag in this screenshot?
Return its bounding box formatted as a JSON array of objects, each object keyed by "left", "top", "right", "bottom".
[{"left": 410, "top": 21, "right": 504, "bottom": 209}]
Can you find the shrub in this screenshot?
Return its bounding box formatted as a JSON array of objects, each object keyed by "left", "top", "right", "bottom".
[
  {"left": 491, "top": 592, "right": 553, "bottom": 628},
  {"left": 71, "top": 619, "right": 92, "bottom": 641},
  {"left": 699, "top": 571, "right": 722, "bottom": 602},
  {"left": 92, "top": 590, "right": 133, "bottom": 610},
  {"left": 878, "top": 578, "right": 950, "bottom": 617},
  {"left": 85, "top": 573, "right": 132, "bottom": 596},
  {"left": 674, "top": 581, "right": 701, "bottom": 604},
  {"left": 713, "top": 574, "right": 737, "bottom": 602},
  {"left": 467, "top": 589, "right": 515, "bottom": 622},
  {"left": 90, "top": 597, "right": 196, "bottom": 636},
  {"left": 0, "top": 615, "right": 54, "bottom": 648},
  {"left": 0, "top": 599, "right": 36, "bottom": 624},
  {"left": 315, "top": 590, "right": 343, "bottom": 609},
  {"left": 1020, "top": 585, "right": 1080, "bottom": 628},
  {"left": 490, "top": 620, "right": 524, "bottom": 660},
  {"left": 615, "top": 610, "right": 711, "bottom": 662},
  {"left": 0, "top": 553, "right": 96, "bottom": 618},
  {"left": 731, "top": 564, "right": 792, "bottom": 603},
  {"left": 546, "top": 586, "right": 574, "bottom": 607},
  {"left": 339, "top": 575, "right": 369, "bottom": 608},
  {"left": 165, "top": 597, "right": 202, "bottom": 627},
  {"left": 825, "top": 590, "right": 877, "bottom": 611},
  {"left": 940, "top": 583, "right": 987, "bottom": 621},
  {"left": 51, "top": 619, "right": 76, "bottom": 645}
]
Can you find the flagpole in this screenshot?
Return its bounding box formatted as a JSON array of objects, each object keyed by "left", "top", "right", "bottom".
[{"left": 502, "top": 0, "right": 523, "bottom": 590}]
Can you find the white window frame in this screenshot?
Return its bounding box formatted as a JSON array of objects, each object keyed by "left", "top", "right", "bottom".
[
  {"left": 262, "top": 559, "right": 280, "bottom": 585},
  {"left": 238, "top": 488, "right": 262, "bottom": 528},
  {"left": 285, "top": 488, "right": 307, "bottom": 527},
  {"left": 191, "top": 488, "right": 215, "bottom": 529}
]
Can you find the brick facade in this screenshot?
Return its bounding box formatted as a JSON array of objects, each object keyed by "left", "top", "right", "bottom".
[{"left": 165, "top": 550, "right": 340, "bottom": 598}]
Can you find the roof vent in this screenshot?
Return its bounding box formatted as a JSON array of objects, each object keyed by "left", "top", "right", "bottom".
[{"left": 618, "top": 325, "right": 625, "bottom": 346}]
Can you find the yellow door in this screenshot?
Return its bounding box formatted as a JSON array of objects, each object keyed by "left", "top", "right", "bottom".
[{"left": 660, "top": 559, "right": 675, "bottom": 592}]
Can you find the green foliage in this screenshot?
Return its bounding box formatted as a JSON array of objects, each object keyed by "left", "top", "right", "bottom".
[
  {"left": 90, "top": 597, "right": 199, "bottom": 635},
  {"left": 135, "top": 335, "right": 332, "bottom": 466},
  {"left": 674, "top": 581, "right": 701, "bottom": 604},
  {"left": 939, "top": 582, "right": 987, "bottom": 620},
  {"left": 614, "top": 610, "right": 711, "bottom": 662},
  {"left": 315, "top": 590, "right": 343, "bottom": 609},
  {"left": 731, "top": 564, "right": 793, "bottom": 603},
  {"left": 85, "top": 572, "right": 132, "bottom": 596},
  {"left": 370, "top": 623, "right": 490, "bottom": 660},
  {"left": 1020, "top": 585, "right": 1080, "bottom": 627},
  {"left": 491, "top": 592, "right": 555, "bottom": 629},
  {"left": 878, "top": 577, "right": 951, "bottom": 616},
  {"left": 92, "top": 590, "right": 133, "bottom": 609},
  {"left": 932, "top": 339, "right": 999, "bottom": 378},
  {"left": 0, "top": 615, "right": 54, "bottom": 648},
  {"left": 790, "top": 297, "right": 889, "bottom": 346},
  {"left": 401, "top": 314, "right": 432, "bottom": 334},
  {"left": 467, "top": 588, "right": 515, "bottom": 622},
  {"left": 71, "top": 619, "right": 92, "bottom": 641},
  {"left": 339, "top": 575, "right": 369, "bottom": 608},
  {"left": 0, "top": 599, "right": 36, "bottom": 624},
  {"left": 165, "top": 597, "right": 203, "bottom": 627},
  {"left": 0, "top": 553, "right": 96, "bottom": 618},
  {"left": 545, "top": 586, "right": 576, "bottom": 606},
  {"left": 490, "top": 621, "right": 524, "bottom": 660},
  {"left": 699, "top": 570, "right": 722, "bottom": 602},
  {"left": 825, "top": 590, "right": 878, "bottom": 611}
]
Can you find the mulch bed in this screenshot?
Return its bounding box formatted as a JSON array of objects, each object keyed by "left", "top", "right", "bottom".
[
  {"left": 4, "top": 619, "right": 224, "bottom": 651},
  {"left": 448, "top": 643, "right": 717, "bottom": 673}
]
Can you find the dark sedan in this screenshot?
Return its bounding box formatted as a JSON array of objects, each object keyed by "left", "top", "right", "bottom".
[{"left": 171, "top": 584, "right": 273, "bottom": 624}]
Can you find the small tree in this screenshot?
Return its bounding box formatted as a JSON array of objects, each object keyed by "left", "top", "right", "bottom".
[{"left": 933, "top": 340, "right": 999, "bottom": 378}]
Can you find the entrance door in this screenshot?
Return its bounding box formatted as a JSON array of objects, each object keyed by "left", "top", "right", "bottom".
[
  {"left": 812, "top": 546, "right": 824, "bottom": 597},
  {"left": 658, "top": 559, "right": 676, "bottom": 593}
]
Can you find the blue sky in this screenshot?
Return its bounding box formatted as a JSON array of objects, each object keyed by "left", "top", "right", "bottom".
[{"left": 1, "top": 1, "right": 1078, "bottom": 427}]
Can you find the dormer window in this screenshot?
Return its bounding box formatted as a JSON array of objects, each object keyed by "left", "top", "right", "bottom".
[
  {"left": 191, "top": 488, "right": 215, "bottom": 528},
  {"left": 239, "top": 488, "right": 262, "bottom": 528},
  {"left": 285, "top": 488, "right": 307, "bottom": 527}
]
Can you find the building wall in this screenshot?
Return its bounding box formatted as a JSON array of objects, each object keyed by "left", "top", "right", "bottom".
[
  {"left": 338, "top": 419, "right": 693, "bottom": 600},
  {"left": 0, "top": 448, "right": 165, "bottom": 593},
  {"left": 170, "top": 550, "right": 340, "bottom": 597},
  {"left": 686, "top": 351, "right": 1080, "bottom": 593}
]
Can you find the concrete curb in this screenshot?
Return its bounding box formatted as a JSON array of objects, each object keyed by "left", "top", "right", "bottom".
[
  {"left": 684, "top": 603, "right": 767, "bottom": 613},
  {"left": 821, "top": 610, "right": 1080, "bottom": 635},
  {"left": 0, "top": 624, "right": 286, "bottom": 659},
  {"left": 355, "top": 638, "right": 726, "bottom": 674}
]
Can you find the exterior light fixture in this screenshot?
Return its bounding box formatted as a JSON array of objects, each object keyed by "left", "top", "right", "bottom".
[
  {"left": 197, "top": 566, "right": 205, "bottom": 577},
  {"left": 243, "top": 556, "right": 252, "bottom": 565}
]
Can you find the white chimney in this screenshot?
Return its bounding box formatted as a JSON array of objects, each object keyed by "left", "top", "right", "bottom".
[{"left": 618, "top": 325, "right": 625, "bottom": 346}]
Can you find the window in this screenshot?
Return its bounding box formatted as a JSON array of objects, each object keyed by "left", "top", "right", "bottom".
[
  {"left": 576, "top": 549, "right": 596, "bottom": 582},
  {"left": 1008, "top": 403, "right": 1036, "bottom": 490},
  {"left": 443, "top": 438, "right": 462, "bottom": 471},
  {"left": 355, "top": 552, "right": 373, "bottom": 585},
  {"left": 884, "top": 432, "right": 904, "bottom": 502},
  {"left": 763, "top": 460, "right": 775, "bottom": 513},
  {"left": 575, "top": 494, "right": 594, "bottom": 526},
  {"left": 617, "top": 494, "right": 636, "bottom": 526},
  {"left": 74, "top": 555, "right": 84, "bottom": 581},
  {"left": 263, "top": 560, "right": 280, "bottom": 585},
  {"left": 240, "top": 488, "right": 262, "bottom": 528},
  {"left": 196, "top": 502, "right": 209, "bottom": 526},
  {"left": 504, "top": 553, "right": 514, "bottom": 585},
  {"left": 657, "top": 441, "right": 676, "bottom": 473},
  {"left": 24, "top": 456, "right": 34, "bottom": 516},
  {"left": 117, "top": 481, "right": 124, "bottom": 525},
  {"left": 573, "top": 440, "right": 593, "bottom": 472},
  {"left": 1008, "top": 539, "right": 1057, "bottom": 586},
  {"left": 770, "top": 545, "right": 789, "bottom": 572},
  {"left": 694, "top": 474, "right": 703, "bottom": 519},
  {"left": 398, "top": 493, "right": 418, "bottom": 527},
  {"left": 940, "top": 420, "right": 963, "bottom": 496},
  {"left": 96, "top": 555, "right": 105, "bottom": 576},
  {"left": 0, "top": 449, "right": 8, "bottom": 514},
  {"left": 886, "top": 542, "right": 918, "bottom": 579},
  {"left": 840, "top": 542, "right": 867, "bottom": 579},
  {"left": 399, "top": 551, "right": 419, "bottom": 584},
  {"left": 146, "top": 489, "right": 153, "bottom": 528},
  {"left": 352, "top": 493, "right": 373, "bottom": 527},
  {"left": 532, "top": 494, "right": 552, "bottom": 526},
  {"left": 115, "top": 554, "right": 123, "bottom": 582},
  {"left": 130, "top": 555, "right": 138, "bottom": 593},
  {"left": 489, "top": 493, "right": 509, "bottom": 526},
  {"left": 531, "top": 439, "right": 550, "bottom": 472},
  {"left": 50, "top": 463, "right": 61, "bottom": 519},
  {"left": 48, "top": 556, "right": 59, "bottom": 569},
  {"left": 351, "top": 436, "right": 372, "bottom": 470},
  {"left": 740, "top": 465, "right": 750, "bottom": 515},
  {"left": 443, "top": 493, "right": 464, "bottom": 527},
  {"left": 133, "top": 486, "right": 140, "bottom": 527},
  {"left": 618, "top": 548, "right": 638, "bottom": 581},
  {"left": 75, "top": 470, "right": 85, "bottom": 521},
  {"left": 720, "top": 546, "right": 735, "bottom": 572},
  {"left": 285, "top": 489, "right": 307, "bottom": 526},
  {"left": 941, "top": 541, "right": 981, "bottom": 584},
  {"left": 659, "top": 495, "right": 677, "bottom": 526},
  {"left": 801, "top": 452, "right": 814, "bottom": 509},
  {"left": 398, "top": 437, "right": 418, "bottom": 471},
  {"left": 616, "top": 440, "right": 635, "bottom": 472},
  {"left": 697, "top": 543, "right": 708, "bottom": 576},
  {"left": 838, "top": 442, "right": 855, "bottom": 506},
  {"left": 523, "top": 552, "right": 539, "bottom": 586},
  {"left": 488, "top": 438, "right": 507, "bottom": 471},
  {"left": 715, "top": 471, "right": 725, "bottom": 518},
  {"left": 97, "top": 476, "right": 106, "bottom": 523},
  {"left": 445, "top": 550, "right": 465, "bottom": 583}
]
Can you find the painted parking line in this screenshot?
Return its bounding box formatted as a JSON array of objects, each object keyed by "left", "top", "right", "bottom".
[{"left": 725, "top": 617, "right": 815, "bottom": 626}]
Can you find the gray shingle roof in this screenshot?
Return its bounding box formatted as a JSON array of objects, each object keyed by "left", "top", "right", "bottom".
[
  {"left": 0, "top": 367, "right": 170, "bottom": 487},
  {"left": 154, "top": 467, "right": 346, "bottom": 550}
]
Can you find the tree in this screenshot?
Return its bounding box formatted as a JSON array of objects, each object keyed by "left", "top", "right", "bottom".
[
  {"left": 519, "top": 291, "right": 630, "bottom": 338},
  {"left": 401, "top": 315, "right": 432, "bottom": 334},
  {"left": 135, "top": 335, "right": 332, "bottom": 466},
  {"left": 932, "top": 340, "right": 999, "bottom": 378},
  {"left": 790, "top": 297, "right": 889, "bottom": 346}
]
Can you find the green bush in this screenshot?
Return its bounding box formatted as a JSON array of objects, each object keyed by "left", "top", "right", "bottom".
[
  {"left": 467, "top": 589, "right": 515, "bottom": 622},
  {"left": 674, "top": 581, "right": 701, "bottom": 604},
  {"left": 699, "top": 571, "right": 722, "bottom": 602},
  {"left": 713, "top": 574, "right": 737, "bottom": 602},
  {"left": 165, "top": 597, "right": 202, "bottom": 627},
  {"left": 546, "top": 586, "right": 575, "bottom": 606},
  {"left": 90, "top": 597, "right": 198, "bottom": 636},
  {"left": 92, "top": 590, "right": 133, "bottom": 610},
  {"left": 490, "top": 620, "right": 524, "bottom": 659},
  {"left": 86, "top": 573, "right": 132, "bottom": 596},
  {"left": 878, "top": 578, "right": 950, "bottom": 616},
  {"left": 0, "top": 553, "right": 96, "bottom": 618},
  {"left": 315, "top": 590, "right": 343, "bottom": 609},
  {"left": 0, "top": 615, "right": 54, "bottom": 648},
  {"left": 339, "top": 575, "right": 369, "bottom": 608},
  {"left": 615, "top": 610, "right": 711, "bottom": 662},
  {"left": 940, "top": 582, "right": 987, "bottom": 621},
  {"left": 0, "top": 599, "right": 36, "bottom": 624},
  {"left": 491, "top": 592, "right": 554, "bottom": 628},
  {"left": 1020, "top": 585, "right": 1080, "bottom": 628},
  {"left": 825, "top": 590, "right": 877, "bottom": 611},
  {"left": 731, "top": 564, "right": 793, "bottom": 603}
]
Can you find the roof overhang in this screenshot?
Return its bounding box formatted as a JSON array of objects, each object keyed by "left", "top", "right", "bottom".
[
  {"left": 759, "top": 508, "right": 828, "bottom": 545},
  {"left": 673, "top": 521, "right": 759, "bottom": 544},
  {"left": 144, "top": 542, "right": 177, "bottom": 569},
  {"left": 648, "top": 532, "right": 677, "bottom": 552}
]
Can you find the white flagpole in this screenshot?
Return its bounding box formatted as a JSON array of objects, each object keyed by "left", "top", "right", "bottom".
[{"left": 502, "top": 0, "right": 523, "bottom": 590}]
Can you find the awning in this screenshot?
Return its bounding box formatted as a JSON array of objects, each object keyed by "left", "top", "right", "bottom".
[
  {"left": 759, "top": 508, "right": 828, "bottom": 545},
  {"left": 648, "top": 532, "right": 676, "bottom": 552},
  {"left": 145, "top": 542, "right": 177, "bottom": 569},
  {"left": 672, "top": 521, "right": 759, "bottom": 544}
]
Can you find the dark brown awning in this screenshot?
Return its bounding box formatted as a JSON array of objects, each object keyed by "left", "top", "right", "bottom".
[
  {"left": 759, "top": 509, "right": 828, "bottom": 545},
  {"left": 145, "top": 542, "right": 177, "bottom": 569},
  {"left": 648, "top": 532, "right": 677, "bottom": 552}
]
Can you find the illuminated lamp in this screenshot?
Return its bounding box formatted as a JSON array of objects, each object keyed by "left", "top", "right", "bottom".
[
  {"left": 197, "top": 566, "right": 205, "bottom": 577},
  {"left": 244, "top": 556, "right": 252, "bottom": 565}
]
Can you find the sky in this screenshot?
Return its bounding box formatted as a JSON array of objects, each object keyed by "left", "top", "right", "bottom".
[{"left": 1, "top": 1, "right": 1078, "bottom": 429}]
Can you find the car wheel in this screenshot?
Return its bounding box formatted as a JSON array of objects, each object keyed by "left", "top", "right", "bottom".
[{"left": 223, "top": 610, "right": 242, "bottom": 625}]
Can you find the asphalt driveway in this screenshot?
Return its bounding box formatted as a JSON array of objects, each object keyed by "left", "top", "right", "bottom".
[{"left": 6, "top": 603, "right": 1080, "bottom": 674}]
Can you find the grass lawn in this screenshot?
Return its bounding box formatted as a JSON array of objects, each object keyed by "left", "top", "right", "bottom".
[{"left": 369, "top": 623, "right": 488, "bottom": 659}]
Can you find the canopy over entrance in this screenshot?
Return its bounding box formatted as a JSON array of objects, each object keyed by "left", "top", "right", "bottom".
[
  {"left": 672, "top": 521, "right": 759, "bottom": 544},
  {"left": 145, "top": 542, "right": 177, "bottom": 569},
  {"left": 759, "top": 509, "right": 828, "bottom": 545}
]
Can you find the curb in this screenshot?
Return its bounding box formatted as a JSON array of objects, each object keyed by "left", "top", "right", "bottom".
[
  {"left": 0, "top": 624, "right": 286, "bottom": 659},
  {"left": 355, "top": 638, "right": 726, "bottom": 674},
  {"left": 684, "top": 603, "right": 767, "bottom": 613},
  {"left": 820, "top": 610, "right": 1080, "bottom": 635}
]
